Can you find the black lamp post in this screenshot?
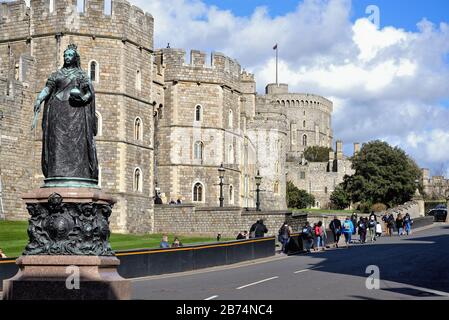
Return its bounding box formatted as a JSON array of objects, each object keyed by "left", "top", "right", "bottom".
[
  {"left": 218, "top": 164, "right": 225, "bottom": 207},
  {"left": 255, "top": 170, "right": 262, "bottom": 211}
]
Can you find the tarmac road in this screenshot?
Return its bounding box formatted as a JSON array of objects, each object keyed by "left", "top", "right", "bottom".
[{"left": 132, "top": 224, "right": 449, "bottom": 300}]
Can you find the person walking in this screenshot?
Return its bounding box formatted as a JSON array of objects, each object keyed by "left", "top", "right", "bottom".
[
  {"left": 278, "top": 223, "right": 292, "bottom": 254},
  {"left": 368, "top": 215, "right": 377, "bottom": 242},
  {"left": 382, "top": 214, "right": 389, "bottom": 236},
  {"left": 342, "top": 217, "right": 354, "bottom": 247},
  {"left": 329, "top": 216, "right": 342, "bottom": 248},
  {"left": 314, "top": 221, "right": 325, "bottom": 251},
  {"left": 404, "top": 213, "right": 413, "bottom": 235},
  {"left": 351, "top": 213, "right": 358, "bottom": 238},
  {"left": 396, "top": 213, "right": 404, "bottom": 236},
  {"left": 387, "top": 213, "right": 395, "bottom": 236},
  {"left": 301, "top": 222, "right": 314, "bottom": 253},
  {"left": 358, "top": 217, "right": 367, "bottom": 244}
]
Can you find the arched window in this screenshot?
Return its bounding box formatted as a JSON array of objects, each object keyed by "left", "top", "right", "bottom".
[
  {"left": 302, "top": 135, "right": 308, "bottom": 146},
  {"left": 89, "top": 60, "right": 99, "bottom": 83},
  {"left": 104, "top": 0, "right": 112, "bottom": 15},
  {"left": 229, "top": 185, "right": 234, "bottom": 204},
  {"left": 301, "top": 100, "right": 304, "bottom": 106},
  {"left": 193, "top": 182, "right": 204, "bottom": 202},
  {"left": 133, "top": 168, "right": 143, "bottom": 192},
  {"left": 49, "top": 0, "right": 55, "bottom": 13},
  {"left": 286, "top": 100, "right": 290, "bottom": 107},
  {"left": 228, "top": 144, "right": 234, "bottom": 164},
  {"left": 274, "top": 181, "right": 280, "bottom": 194},
  {"left": 228, "top": 109, "right": 233, "bottom": 128},
  {"left": 275, "top": 161, "right": 279, "bottom": 174},
  {"left": 95, "top": 111, "right": 102, "bottom": 136},
  {"left": 136, "top": 69, "right": 141, "bottom": 91},
  {"left": 194, "top": 141, "right": 203, "bottom": 160},
  {"left": 134, "top": 117, "right": 143, "bottom": 141},
  {"left": 76, "top": 0, "right": 85, "bottom": 13},
  {"left": 195, "top": 105, "right": 202, "bottom": 121}
]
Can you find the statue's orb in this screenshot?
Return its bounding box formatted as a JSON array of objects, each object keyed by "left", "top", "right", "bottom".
[{"left": 70, "top": 88, "right": 81, "bottom": 97}]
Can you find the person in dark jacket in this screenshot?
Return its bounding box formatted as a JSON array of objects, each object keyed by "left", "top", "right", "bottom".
[
  {"left": 358, "top": 217, "right": 367, "bottom": 243},
  {"left": 329, "top": 216, "right": 342, "bottom": 248},
  {"left": 278, "top": 223, "right": 292, "bottom": 254},
  {"left": 387, "top": 213, "right": 395, "bottom": 236},
  {"left": 396, "top": 213, "right": 404, "bottom": 236},
  {"left": 351, "top": 213, "right": 358, "bottom": 236},
  {"left": 250, "top": 219, "right": 268, "bottom": 238},
  {"left": 301, "top": 222, "right": 314, "bottom": 253}
]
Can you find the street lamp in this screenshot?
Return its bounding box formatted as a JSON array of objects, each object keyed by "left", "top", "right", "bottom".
[
  {"left": 255, "top": 170, "right": 262, "bottom": 211},
  {"left": 218, "top": 164, "right": 225, "bottom": 207}
]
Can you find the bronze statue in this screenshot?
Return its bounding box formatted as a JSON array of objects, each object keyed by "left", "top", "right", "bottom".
[{"left": 32, "top": 44, "right": 98, "bottom": 184}]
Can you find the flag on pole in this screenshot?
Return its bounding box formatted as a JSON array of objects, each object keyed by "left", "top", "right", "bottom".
[{"left": 273, "top": 44, "right": 278, "bottom": 50}]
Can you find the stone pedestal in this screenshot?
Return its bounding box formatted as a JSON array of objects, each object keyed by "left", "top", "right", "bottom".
[
  {"left": 2, "top": 256, "right": 130, "bottom": 300},
  {"left": 2, "top": 187, "right": 130, "bottom": 300}
]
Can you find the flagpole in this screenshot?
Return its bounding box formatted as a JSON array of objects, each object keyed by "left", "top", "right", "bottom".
[{"left": 276, "top": 44, "right": 279, "bottom": 87}]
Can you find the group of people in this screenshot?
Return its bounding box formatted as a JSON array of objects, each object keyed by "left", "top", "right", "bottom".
[
  {"left": 299, "top": 211, "right": 414, "bottom": 253},
  {"left": 159, "top": 235, "right": 183, "bottom": 248}
]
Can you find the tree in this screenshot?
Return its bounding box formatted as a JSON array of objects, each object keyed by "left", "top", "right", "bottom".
[
  {"left": 287, "top": 181, "right": 315, "bottom": 209},
  {"left": 340, "top": 140, "right": 422, "bottom": 208},
  {"left": 330, "top": 185, "right": 351, "bottom": 210},
  {"left": 303, "top": 146, "right": 332, "bottom": 162}
]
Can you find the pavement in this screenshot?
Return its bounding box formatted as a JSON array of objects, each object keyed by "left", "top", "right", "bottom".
[{"left": 132, "top": 223, "right": 449, "bottom": 300}]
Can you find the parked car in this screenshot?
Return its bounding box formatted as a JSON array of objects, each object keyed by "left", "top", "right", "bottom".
[{"left": 427, "top": 209, "right": 447, "bottom": 222}]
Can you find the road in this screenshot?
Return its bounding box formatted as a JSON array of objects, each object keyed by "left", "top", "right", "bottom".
[{"left": 132, "top": 224, "right": 449, "bottom": 300}]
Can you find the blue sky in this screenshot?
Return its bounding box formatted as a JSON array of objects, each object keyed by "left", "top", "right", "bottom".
[{"left": 203, "top": 0, "right": 449, "bottom": 32}]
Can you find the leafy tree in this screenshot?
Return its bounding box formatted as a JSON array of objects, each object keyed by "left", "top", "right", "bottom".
[
  {"left": 340, "top": 140, "right": 422, "bottom": 208},
  {"left": 287, "top": 181, "right": 315, "bottom": 209},
  {"left": 330, "top": 185, "right": 351, "bottom": 209},
  {"left": 303, "top": 146, "right": 332, "bottom": 162}
]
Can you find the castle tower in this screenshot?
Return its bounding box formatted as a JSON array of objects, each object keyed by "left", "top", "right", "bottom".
[
  {"left": 156, "top": 49, "right": 256, "bottom": 207},
  {"left": 0, "top": 0, "right": 156, "bottom": 233}
]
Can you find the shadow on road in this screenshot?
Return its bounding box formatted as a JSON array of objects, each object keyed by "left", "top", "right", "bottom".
[{"left": 291, "top": 227, "right": 449, "bottom": 297}]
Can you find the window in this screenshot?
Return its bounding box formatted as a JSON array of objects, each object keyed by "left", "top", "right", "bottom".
[
  {"left": 195, "top": 105, "right": 202, "bottom": 121},
  {"left": 89, "top": 60, "right": 99, "bottom": 83},
  {"left": 76, "top": 0, "right": 85, "bottom": 13},
  {"left": 133, "top": 168, "right": 143, "bottom": 192},
  {"left": 193, "top": 182, "right": 204, "bottom": 202},
  {"left": 136, "top": 69, "right": 141, "bottom": 91},
  {"left": 302, "top": 135, "right": 308, "bottom": 146},
  {"left": 134, "top": 117, "right": 143, "bottom": 141},
  {"left": 49, "top": 0, "right": 55, "bottom": 13},
  {"left": 325, "top": 187, "right": 328, "bottom": 194},
  {"left": 194, "top": 141, "right": 203, "bottom": 160},
  {"left": 228, "top": 109, "right": 233, "bottom": 128},
  {"left": 228, "top": 144, "right": 234, "bottom": 164},
  {"left": 300, "top": 172, "right": 306, "bottom": 179},
  {"left": 104, "top": 0, "right": 112, "bottom": 15},
  {"left": 229, "top": 185, "right": 234, "bottom": 204},
  {"left": 274, "top": 181, "right": 280, "bottom": 194},
  {"left": 95, "top": 111, "right": 102, "bottom": 136},
  {"left": 303, "top": 120, "right": 306, "bottom": 128}
]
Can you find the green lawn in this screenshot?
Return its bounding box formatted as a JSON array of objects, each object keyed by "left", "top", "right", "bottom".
[
  {"left": 0, "top": 220, "right": 226, "bottom": 258},
  {"left": 290, "top": 208, "right": 357, "bottom": 214}
]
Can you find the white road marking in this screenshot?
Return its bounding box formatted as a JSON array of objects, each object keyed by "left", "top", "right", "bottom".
[
  {"left": 294, "top": 269, "right": 311, "bottom": 274},
  {"left": 236, "top": 276, "right": 279, "bottom": 290},
  {"left": 204, "top": 295, "right": 219, "bottom": 300}
]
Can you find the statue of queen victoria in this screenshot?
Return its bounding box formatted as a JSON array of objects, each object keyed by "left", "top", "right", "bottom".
[{"left": 33, "top": 43, "right": 98, "bottom": 187}]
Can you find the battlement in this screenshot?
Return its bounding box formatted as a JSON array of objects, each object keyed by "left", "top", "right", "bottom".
[
  {"left": 0, "top": 0, "right": 29, "bottom": 22},
  {"left": 0, "top": 0, "right": 154, "bottom": 49},
  {"left": 161, "top": 48, "right": 244, "bottom": 77},
  {"left": 241, "top": 70, "right": 255, "bottom": 82}
]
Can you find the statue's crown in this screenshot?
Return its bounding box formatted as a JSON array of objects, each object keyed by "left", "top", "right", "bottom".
[{"left": 67, "top": 43, "right": 78, "bottom": 51}]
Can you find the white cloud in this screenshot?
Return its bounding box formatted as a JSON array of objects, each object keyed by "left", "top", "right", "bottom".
[{"left": 131, "top": 0, "right": 449, "bottom": 177}]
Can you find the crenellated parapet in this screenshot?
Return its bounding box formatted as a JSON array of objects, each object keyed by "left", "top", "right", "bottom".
[
  {"left": 0, "top": 0, "right": 153, "bottom": 50},
  {"left": 161, "top": 48, "right": 250, "bottom": 91}
]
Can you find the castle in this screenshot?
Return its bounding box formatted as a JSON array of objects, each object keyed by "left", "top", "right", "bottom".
[{"left": 0, "top": 0, "right": 356, "bottom": 235}]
